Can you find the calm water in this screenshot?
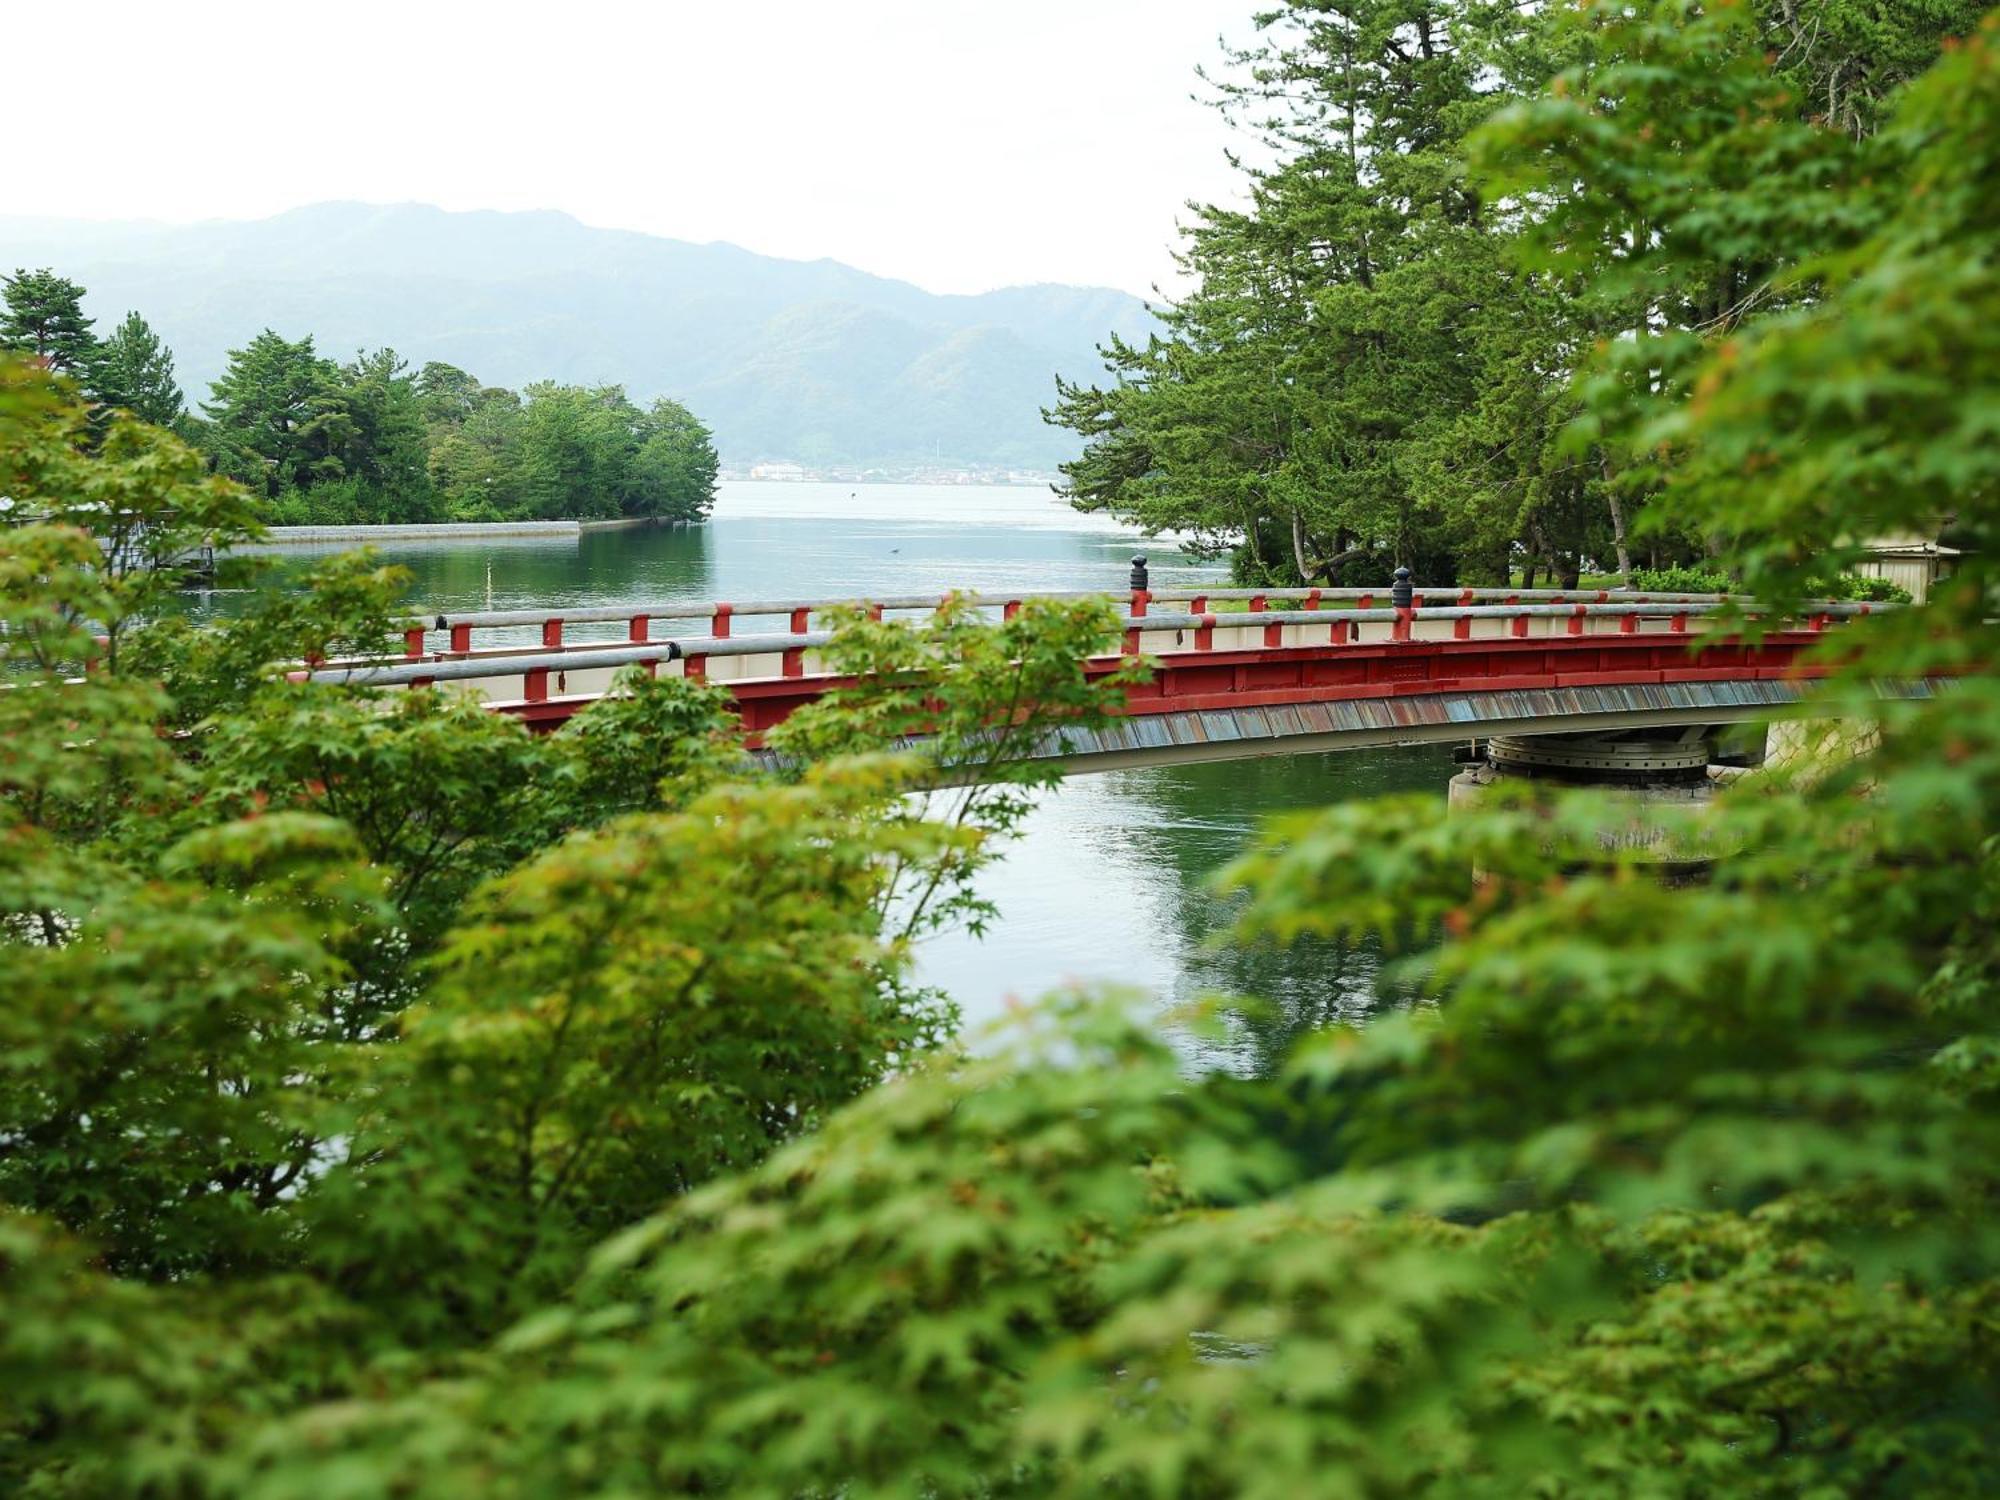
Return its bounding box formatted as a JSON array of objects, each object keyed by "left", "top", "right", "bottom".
[{"left": 243, "top": 482, "right": 1454, "bottom": 1057}]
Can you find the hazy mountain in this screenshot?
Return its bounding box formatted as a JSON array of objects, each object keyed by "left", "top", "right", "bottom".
[{"left": 0, "top": 202, "right": 1156, "bottom": 469}]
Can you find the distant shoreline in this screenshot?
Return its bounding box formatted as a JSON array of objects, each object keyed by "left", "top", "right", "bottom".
[
  {"left": 235, "top": 517, "right": 659, "bottom": 549},
  {"left": 720, "top": 473, "right": 1060, "bottom": 488}
]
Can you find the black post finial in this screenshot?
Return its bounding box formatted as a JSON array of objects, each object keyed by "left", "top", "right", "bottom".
[
  {"left": 1391, "top": 565, "right": 1413, "bottom": 610},
  {"left": 1129, "top": 554, "right": 1150, "bottom": 593}
]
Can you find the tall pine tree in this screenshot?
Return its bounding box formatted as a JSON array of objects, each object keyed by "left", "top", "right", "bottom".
[
  {"left": 0, "top": 268, "right": 98, "bottom": 380},
  {"left": 93, "top": 311, "right": 184, "bottom": 428},
  {"left": 200, "top": 330, "right": 342, "bottom": 499}
]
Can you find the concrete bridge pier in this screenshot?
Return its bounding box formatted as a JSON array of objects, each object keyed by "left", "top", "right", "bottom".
[{"left": 1448, "top": 726, "right": 1740, "bottom": 878}]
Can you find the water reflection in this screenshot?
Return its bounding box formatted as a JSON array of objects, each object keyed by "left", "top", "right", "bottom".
[{"left": 915, "top": 746, "right": 1455, "bottom": 1066}]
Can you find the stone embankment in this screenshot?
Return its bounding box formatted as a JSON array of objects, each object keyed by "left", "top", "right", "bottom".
[{"left": 231, "top": 518, "right": 658, "bottom": 549}]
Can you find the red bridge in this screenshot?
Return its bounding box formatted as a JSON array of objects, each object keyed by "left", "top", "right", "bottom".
[{"left": 301, "top": 564, "right": 1897, "bottom": 773}]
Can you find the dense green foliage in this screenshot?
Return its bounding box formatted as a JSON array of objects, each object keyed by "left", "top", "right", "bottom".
[
  {"left": 4, "top": 6, "right": 1998, "bottom": 1496},
  {"left": 1626, "top": 565, "right": 1913, "bottom": 604},
  {"left": 2, "top": 267, "right": 720, "bottom": 526},
  {"left": 203, "top": 338, "right": 719, "bottom": 525},
  {"left": 1, "top": 353, "right": 1132, "bottom": 1487},
  {"left": 1047, "top": 0, "right": 1985, "bottom": 588}
]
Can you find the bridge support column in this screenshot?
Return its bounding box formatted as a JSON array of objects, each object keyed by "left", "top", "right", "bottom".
[
  {"left": 1448, "top": 728, "right": 1729, "bottom": 879},
  {"left": 1764, "top": 717, "right": 1878, "bottom": 782}
]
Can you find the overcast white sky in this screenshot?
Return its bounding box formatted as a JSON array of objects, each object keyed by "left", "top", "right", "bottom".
[{"left": 19, "top": 0, "right": 1259, "bottom": 297}]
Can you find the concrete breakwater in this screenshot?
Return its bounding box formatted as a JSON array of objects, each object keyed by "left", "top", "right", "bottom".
[{"left": 228, "top": 517, "right": 661, "bottom": 551}]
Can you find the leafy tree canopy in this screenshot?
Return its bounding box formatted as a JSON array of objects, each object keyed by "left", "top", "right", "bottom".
[{"left": 1048, "top": 0, "right": 1986, "bottom": 590}]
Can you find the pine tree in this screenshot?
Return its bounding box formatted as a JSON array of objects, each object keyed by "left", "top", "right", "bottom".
[
  {"left": 200, "top": 330, "right": 342, "bottom": 499},
  {"left": 0, "top": 268, "right": 98, "bottom": 379},
  {"left": 92, "top": 311, "right": 184, "bottom": 427}
]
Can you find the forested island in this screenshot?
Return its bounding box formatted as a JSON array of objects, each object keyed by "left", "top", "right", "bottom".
[{"left": 0, "top": 268, "right": 718, "bottom": 526}]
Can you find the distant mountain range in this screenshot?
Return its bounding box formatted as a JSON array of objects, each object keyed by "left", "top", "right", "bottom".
[{"left": 0, "top": 202, "right": 1155, "bottom": 470}]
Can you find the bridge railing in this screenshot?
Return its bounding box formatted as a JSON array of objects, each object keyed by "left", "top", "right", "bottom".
[
  {"left": 307, "top": 595, "right": 1886, "bottom": 705},
  {"left": 393, "top": 583, "right": 1735, "bottom": 661}
]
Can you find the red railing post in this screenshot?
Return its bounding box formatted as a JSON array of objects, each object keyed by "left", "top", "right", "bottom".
[
  {"left": 1250, "top": 594, "right": 1281, "bottom": 648},
  {"left": 403, "top": 626, "right": 426, "bottom": 659},
  {"left": 1305, "top": 588, "right": 1322, "bottom": 610},
  {"left": 1332, "top": 618, "right": 1352, "bottom": 645},
  {"left": 523, "top": 667, "right": 549, "bottom": 702},
  {"left": 629, "top": 614, "right": 651, "bottom": 643},
  {"left": 1453, "top": 613, "right": 1472, "bottom": 640},
  {"left": 1619, "top": 613, "right": 1639, "bottom": 634},
  {"left": 712, "top": 604, "right": 732, "bottom": 639},
  {"left": 542, "top": 618, "right": 563, "bottom": 649},
  {"left": 1195, "top": 613, "right": 1215, "bottom": 651},
  {"left": 1670, "top": 611, "right": 1689, "bottom": 634},
  {"left": 684, "top": 653, "right": 707, "bottom": 680},
  {"left": 449, "top": 622, "right": 472, "bottom": 653},
  {"left": 1003, "top": 600, "right": 1022, "bottom": 621},
  {"left": 1567, "top": 605, "right": 1587, "bottom": 636},
  {"left": 866, "top": 603, "right": 884, "bottom": 622},
  {"left": 790, "top": 607, "right": 810, "bottom": 634},
  {"left": 1511, "top": 613, "right": 1531, "bottom": 638},
  {"left": 1392, "top": 608, "right": 1412, "bottom": 643}
]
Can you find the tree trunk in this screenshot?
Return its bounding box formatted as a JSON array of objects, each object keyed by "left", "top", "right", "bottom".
[
  {"left": 1605, "top": 480, "right": 1633, "bottom": 587},
  {"left": 1291, "top": 509, "right": 1315, "bottom": 586}
]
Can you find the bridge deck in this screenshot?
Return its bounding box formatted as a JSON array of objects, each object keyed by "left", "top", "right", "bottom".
[{"left": 299, "top": 588, "right": 1886, "bottom": 771}]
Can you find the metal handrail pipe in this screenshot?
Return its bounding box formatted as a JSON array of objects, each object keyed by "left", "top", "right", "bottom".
[
  {"left": 1129, "top": 600, "right": 1885, "bottom": 629},
  {"left": 411, "top": 592, "right": 1096, "bottom": 631},
  {"left": 1143, "top": 586, "right": 1729, "bottom": 604},
  {"left": 408, "top": 585, "right": 1751, "bottom": 633},
  {"left": 300, "top": 631, "right": 867, "bottom": 688},
  {"left": 300, "top": 638, "right": 684, "bottom": 687}
]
